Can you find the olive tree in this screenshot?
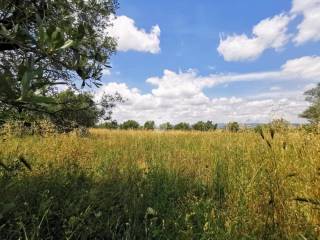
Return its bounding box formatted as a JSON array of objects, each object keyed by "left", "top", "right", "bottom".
[{"left": 0, "top": 0, "right": 118, "bottom": 125}]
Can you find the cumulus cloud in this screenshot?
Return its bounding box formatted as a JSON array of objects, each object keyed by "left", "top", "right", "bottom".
[
  {"left": 217, "top": 14, "right": 291, "bottom": 61},
  {"left": 292, "top": 0, "right": 320, "bottom": 44},
  {"left": 96, "top": 56, "right": 320, "bottom": 124},
  {"left": 97, "top": 82, "right": 308, "bottom": 124},
  {"left": 107, "top": 15, "right": 161, "bottom": 54},
  {"left": 217, "top": 0, "right": 320, "bottom": 61}
]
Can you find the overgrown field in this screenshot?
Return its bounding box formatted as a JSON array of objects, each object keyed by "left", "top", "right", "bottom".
[{"left": 0, "top": 129, "right": 319, "bottom": 239}]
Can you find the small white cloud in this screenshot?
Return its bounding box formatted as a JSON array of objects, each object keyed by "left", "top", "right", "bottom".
[
  {"left": 108, "top": 15, "right": 161, "bottom": 54},
  {"left": 292, "top": 0, "right": 320, "bottom": 44},
  {"left": 217, "top": 14, "right": 291, "bottom": 61}
]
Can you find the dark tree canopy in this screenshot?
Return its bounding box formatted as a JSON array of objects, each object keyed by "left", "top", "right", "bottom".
[
  {"left": 0, "top": 0, "right": 118, "bottom": 123},
  {"left": 192, "top": 121, "right": 218, "bottom": 131},
  {"left": 174, "top": 122, "right": 191, "bottom": 131},
  {"left": 52, "top": 90, "right": 122, "bottom": 129},
  {"left": 300, "top": 83, "right": 320, "bottom": 124},
  {"left": 99, "top": 120, "right": 118, "bottom": 129},
  {"left": 120, "top": 120, "right": 140, "bottom": 130},
  {"left": 144, "top": 121, "right": 155, "bottom": 130}
]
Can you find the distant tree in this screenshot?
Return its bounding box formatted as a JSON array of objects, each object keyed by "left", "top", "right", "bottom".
[
  {"left": 300, "top": 83, "right": 320, "bottom": 124},
  {"left": 120, "top": 120, "right": 140, "bottom": 130},
  {"left": 100, "top": 120, "right": 118, "bottom": 129},
  {"left": 159, "top": 122, "right": 173, "bottom": 131},
  {"left": 174, "top": 122, "right": 191, "bottom": 131},
  {"left": 192, "top": 121, "right": 218, "bottom": 131},
  {"left": 144, "top": 121, "right": 155, "bottom": 130},
  {"left": 192, "top": 121, "right": 206, "bottom": 131},
  {"left": 227, "top": 122, "right": 240, "bottom": 132},
  {"left": 206, "top": 121, "right": 218, "bottom": 131},
  {"left": 50, "top": 90, "right": 122, "bottom": 130},
  {"left": 0, "top": 0, "right": 118, "bottom": 123},
  {"left": 53, "top": 90, "right": 101, "bottom": 128}
]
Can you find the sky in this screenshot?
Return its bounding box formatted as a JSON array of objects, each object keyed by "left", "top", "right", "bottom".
[{"left": 95, "top": 0, "right": 320, "bottom": 124}]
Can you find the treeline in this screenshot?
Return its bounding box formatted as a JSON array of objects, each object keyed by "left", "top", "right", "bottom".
[
  {"left": 97, "top": 120, "right": 225, "bottom": 131},
  {"left": 97, "top": 119, "right": 311, "bottom": 133}
]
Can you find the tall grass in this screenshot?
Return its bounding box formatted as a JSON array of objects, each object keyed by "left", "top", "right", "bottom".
[{"left": 0, "top": 129, "right": 319, "bottom": 239}]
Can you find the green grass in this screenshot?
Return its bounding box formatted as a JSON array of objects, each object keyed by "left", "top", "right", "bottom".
[{"left": 0, "top": 129, "right": 319, "bottom": 239}]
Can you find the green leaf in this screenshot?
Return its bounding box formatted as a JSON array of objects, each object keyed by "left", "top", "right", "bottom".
[
  {"left": 20, "top": 70, "right": 33, "bottom": 100},
  {"left": 59, "top": 39, "right": 74, "bottom": 50},
  {"left": 51, "top": 27, "right": 61, "bottom": 40},
  {"left": 39, "top": 26, "right": 49, "bottom": 44},
  {"left": 29, "top": 95, "right": 56, "bottom": 105}
]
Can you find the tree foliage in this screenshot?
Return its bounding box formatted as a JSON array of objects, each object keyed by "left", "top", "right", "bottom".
[
  {"left": 227, "top": 122, "right": 240, "bottom": 132},
  {"left": 52, "top": 90, "right": 122, "bottom": 129},
  {"left": 144, "top": 121, "right": 155, "bottom": 130},
  {"left": 120, "top": 120, "right": 140, "bottom": 130},
  {"left": 0, "top": 0, "right": 118, "bottom": 124},
  {"left": 159, "top": 122, "right": 173, "bottom": 131},
  {"left": 174, "top": 122, "right": 191, "bottom": 131},
  {"left": 98, "top": 120, "right": 119, "bottom": 130},
  {"left": 300, "top": 83, "right": 320, "bottom": 124},
  {"left": 192, "top": 121, "right": 218, "bottom": 131}
]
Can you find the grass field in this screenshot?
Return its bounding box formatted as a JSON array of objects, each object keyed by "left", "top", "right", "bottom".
[{"left": 0, "top": 129, "right": 319, "bottom": 239}]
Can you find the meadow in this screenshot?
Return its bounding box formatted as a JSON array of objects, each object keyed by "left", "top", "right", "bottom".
[{"left": 0, "top": 128, "right": 319, "bottom": 239}]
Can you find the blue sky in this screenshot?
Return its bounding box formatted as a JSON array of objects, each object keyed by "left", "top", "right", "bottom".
[{"left": 96, "top": 0, "right": 320, "bottom": 124}]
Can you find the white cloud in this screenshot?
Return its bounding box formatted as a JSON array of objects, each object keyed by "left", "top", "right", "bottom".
[
  {"left": 281, "top": 56, "right": 320, "bottom": 79},
  {"left": 217, "top": 14, "right": 291, "bottom": 61},
  {"left": 292, "top": 0, "right": 320, "bottom": 44},
  {"left": 98, "top": 81, "right": 308, "bottom": 124},
  {"left": 96, "top": 56, "right": 320, "bottom": 124},
  {"left": 107, "top": 15, "right": 161, "bottom": 54},
  {"left": 217, "top": 0, "right": 320, "bottom": 60}
]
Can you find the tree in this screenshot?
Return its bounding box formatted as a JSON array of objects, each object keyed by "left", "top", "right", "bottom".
[
  {"left": 99, "top": 120, "right": 118, "bottom": 130},
  {"left": 206, "top": 121, "right": 218, "bottom": 131},
  {"left": 300, "top": 83, "right": 320, "bottom": 124},
  {"left": 227, "top": 122, "right": 240, "bottom": 132},
  {"left": 120, "top": 120, "right": 140, "bottom": 130},
  {"left": 144, "top": 121, "right": 155, "bottom": 130},
  {"left": 52, "top": 89, "right": 122, "bottom": 129},
  {"left": 192, "top": 121, "right": 218, "bottom": 131},
  {"left": 0, "top": 0, "right": 118, "bottom": 123},
  {"left": 159, "top": 122, "right": 173, "bottom": 131},
  {"left": 174, "top": 122, "right": 191, "bottom": 131}
]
